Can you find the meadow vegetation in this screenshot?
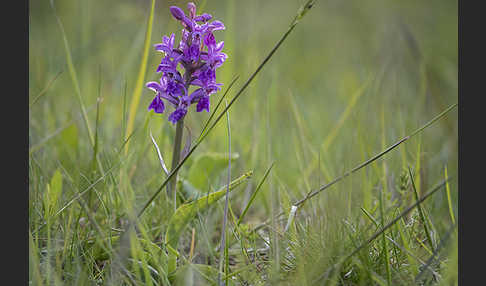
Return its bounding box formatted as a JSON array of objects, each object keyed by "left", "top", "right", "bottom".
[{"left": 29, "top": 0, "right": 458, "bottom": 284}]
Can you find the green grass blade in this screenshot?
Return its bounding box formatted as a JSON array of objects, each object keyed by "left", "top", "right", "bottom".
[
  {"left": 237, "top": 162, "right": 275, "bottom": 226},
  {"left": 379, "top": 188, "right": 392, "bottom": 285},
  {"left": 29, "top": 71, "right": 62, "bottom": 109},
  {"left": 414, "top": 223, "right": 457, "bottom": 283},
  {"left": 409, "top": 167, "right": 434, "bottom": 251},
  {"left": 292, "top": 103, "right": 458, "bottom": 207},
  {"left": 198, "top": 76, "right": 239, "bottom": 141},
  {"left": 218, "top": 99, "right": 232, "bottom": 286},
  {"left": 50, "top": 0, "right": 95, "bottom": 147}
]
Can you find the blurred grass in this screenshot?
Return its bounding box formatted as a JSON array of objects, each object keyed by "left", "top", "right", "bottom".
[{"left": 29, "top": 0, "right": 457, "bottom": 285}]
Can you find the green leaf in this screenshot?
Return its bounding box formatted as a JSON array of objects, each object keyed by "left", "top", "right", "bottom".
[
  {"left": 187, "top": 152, "right": 240, "bottom": 190},
  {"left": 60, "top": 122, "right": 78, "bottom": 153},
  {"left": 44, "top": 169, "right": 63, "bottom": 217},
  {"left": 165, "top": 171, "right": 252, "bottom": 275},
  {"left": 166, "top": 171, "right": 251, "bottom": 247},
  {"left": 180, "top": 179, "right": 202, "bottom": 202}
]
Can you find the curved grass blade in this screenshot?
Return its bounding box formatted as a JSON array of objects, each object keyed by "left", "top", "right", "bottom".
[{"left": 149, "top": 129, "right": 169, "bottom": 176}]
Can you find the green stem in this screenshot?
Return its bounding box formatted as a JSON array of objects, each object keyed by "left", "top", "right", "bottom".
[{"left": 169, "top": 118, "right": 184, "bottom": 212}]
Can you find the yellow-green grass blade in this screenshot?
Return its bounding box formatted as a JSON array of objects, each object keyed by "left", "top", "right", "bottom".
[
  {"left": 444, "top": 166, "right": 456, "bottom": 225},
  {"left": 124, "top": 0, "right": 156, "bottom": 155}
]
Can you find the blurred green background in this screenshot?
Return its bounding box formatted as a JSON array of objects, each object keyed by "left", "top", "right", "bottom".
[{"left": 29, "top": 0, "right": 457, "bottom": 284}]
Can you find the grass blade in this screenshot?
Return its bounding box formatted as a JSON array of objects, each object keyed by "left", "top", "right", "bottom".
[
  {"left": 149, "top": 130, "right": 169, "bottom": 176},
  {"left": 444, "top": 165, "right": 456, "bottom": 225},
  {"left": 29, "top": 71, "right": 62, "bottom": 109},
  {"left": 293, "top": 103, "right": 457, "bottom": 207},
  {"left": 414, "top": 223, "right": 457, "bottom": 283},
  {"left": 124, "top": 0, "right": 156, "bottom": 154},
  {"left": 313, "top": 177, "right": 452, "bottom": 283},
  {"left": 218, "top": 99, "right": 232, "bottom": 286},
  {"left": 409, "top": 167, "right": 434, "bottom": 251},
  {"left": 237, "top": 162, "right": 275, "bottom": 226},
  {"left": 50, "top": 0, "right": 95, "bottom": 147}
]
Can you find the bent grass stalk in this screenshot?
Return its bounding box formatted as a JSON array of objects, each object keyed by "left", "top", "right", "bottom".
[{"left": 293, "top": 103, "right": 457, "bottom": 208}]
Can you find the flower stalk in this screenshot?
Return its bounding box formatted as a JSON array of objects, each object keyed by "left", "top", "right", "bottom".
[{"left": 168, "top": 118, "right": 184, "bottom": 211}]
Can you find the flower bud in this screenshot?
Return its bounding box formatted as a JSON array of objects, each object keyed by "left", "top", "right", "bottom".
[{"left": 169, "top": 6, "right": 185, "bottom": 21}]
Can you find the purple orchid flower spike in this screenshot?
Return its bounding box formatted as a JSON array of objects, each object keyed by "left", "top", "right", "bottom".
[{"left": 147, "top": 2, "right": 227, "bottom": 124}]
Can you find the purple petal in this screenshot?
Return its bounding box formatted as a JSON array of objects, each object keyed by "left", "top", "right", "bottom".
[
  {"left": 189, "top": 88, "right": 205, "bottom": 103},
  {"left": 148, "top": 95, "right": 165, "bottom": 114},
  {"left": 146, "top": 81, "right": 162, "bottom": 92},
  {"left": 154, "top": 43, "right": 165, "bottom": 52},
  {"left": 215, "top": 41, "right": 224, "bottom": 52},
  {"left": 195, "top": 13, "right": 212, "bottom": 22},
  {"left": 203, "top": 32, "right": 216, "bottom": 47},
  {"left": 196, "top": 96, "right": 210, "bottom": 112},
  {"left": 191, "top": 78, "right": 204, "bottom": 87},
  {"left": 209, "top": 20, "right": 225, "bottom": 31},
  {"left": 189, "top": 44, "right": 200, "bottom": 61}
]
